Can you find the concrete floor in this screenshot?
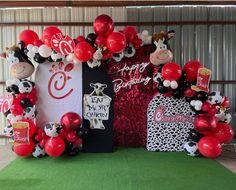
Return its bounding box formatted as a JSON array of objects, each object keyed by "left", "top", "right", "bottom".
[{"left": 0, "top": 144, "right": 235, "bottom": 173}]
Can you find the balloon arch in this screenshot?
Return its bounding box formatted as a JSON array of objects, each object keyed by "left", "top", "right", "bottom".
[{"left": 0, "top": 14, "right": 234, "bottom": 159}]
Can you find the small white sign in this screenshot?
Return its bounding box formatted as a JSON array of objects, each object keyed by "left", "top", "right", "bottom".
[{"left": 83, "top": 83, "right": 111, "bottom": 130}]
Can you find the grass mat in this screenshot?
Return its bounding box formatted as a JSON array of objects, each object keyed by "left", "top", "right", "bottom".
[{"left": 0, "top": 148, "right": 235, "bottom": 190}]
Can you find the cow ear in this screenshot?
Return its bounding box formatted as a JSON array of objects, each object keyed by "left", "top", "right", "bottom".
[
  {"left": 152, "top": 33, "right": 159, "bottom": 42},
  {"left": 90, "top": 83, "right": 95, "bottom": 88},
  {"left": 167, "top": 30, "right": 175, "bottom": 40}
]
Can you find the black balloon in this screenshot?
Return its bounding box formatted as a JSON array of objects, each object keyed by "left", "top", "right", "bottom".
[
  {"left": 179, "top": 71, "right": 187, "bottom": 81},
  {"left": 6, "top": 86, "right": 12, "bottom": 93},
  {"left": 187, "top": 129, "right": 203, "bottom": 142},
  {"left": 157, "top": 83, "right": 169, "bottom": 93},
  {"left": 76, "top": 127, "right": 89, "bottom": 139},
  {"left": 20, "top": 98, "right": 32, "bottom": 108},
  {"left": 68, "top": 147, "right": 80, "bottom": 156},
  {"left": 47, "top": 56, "right": 54, "bottom": 62},
  {"left": 172, "top": 89, "right": 183, "bottom": 98},
  {"left": 195, "top": 91, "right": 208, "bottom": 101},
  {"left": 64, "top": 141, "right": 74, "bottom": 154},
  {"left": 158, "top": 64, "right": 164, "bottom": 73},
  {"left": 182, "top": 81, "right": 191, "bottom": 88},
  {"left": 185, "top": 96, "right": 192, "bottom": 102},
  {"left": 86, "top": 33, "right": 97, "bottom": 46},
  {"left": 11, "top": 85, "right": 20, "bottom": 94},
  {"left": 34, "top": 53, "right": 46, "bottom": 63}
]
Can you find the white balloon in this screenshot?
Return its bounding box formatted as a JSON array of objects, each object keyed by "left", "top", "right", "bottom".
[
  {"left": 5, "top": 79, "right": 12, "bottom": 87},
  {"left": 170, "top": 81, "right": 178, "bottom": 89},
  {"left": 32, "top": 46, "right": 39, "bottom": 53},
  {"left": 27, "top": 51, "right": 35, "bottom": 59},
  {"left": 195, "top": 100, "right": 203, "bottom": 107},
  {"left": 190, "top": 100, "right": 196, "bottom": 107},
  {"left": 195, "top": 106, "right": 202, "bottom": 111},
  {"left": 27, "top": 44, "right": 33, "bottom": 51},
  {"left": 38, "top": 45, "right": 52, "bottom": 58},
  {"left": 163, "top": 80, "right": 171, "bottom": 87},
  {"left": 73, "top": 58, "right": 80, "bottom": 65},
  {"left": 142, "top": 30, "right": 149, "bottom": 36},
  {"left": 12, "top": 78, "right": 20, "bottom": 86}
]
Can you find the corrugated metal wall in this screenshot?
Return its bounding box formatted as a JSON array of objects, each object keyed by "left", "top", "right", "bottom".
[{"left": 0, "top": 6, "right": 235, "bottom": 144}]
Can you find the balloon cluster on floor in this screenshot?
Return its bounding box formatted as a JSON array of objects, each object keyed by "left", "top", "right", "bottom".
[{"left": 152, "top": 61, "right": 234, "bottom": 158}]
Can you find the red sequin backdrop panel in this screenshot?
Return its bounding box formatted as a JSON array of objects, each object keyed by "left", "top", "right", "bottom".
[{"left": 103, "top": 46, "right": 157, "bottom": 147}]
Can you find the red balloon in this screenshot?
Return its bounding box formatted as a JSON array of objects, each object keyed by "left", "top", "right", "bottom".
[
  {"left": 33, "top": 39, "right": 44, "bottom": 47},
  {"left": 198, "top": 136, "right": 222, "bottom": 158},
  {"left": 184, "top": 88, "right": 196, "bottom": 97},
  {"left": 59, "top": 128, "right": 67, "bottom": 139},
  {"left": 123, "top": 26, "right": 137, "bottom": 43},
  {"left": 208, "top": 106, "right": 218, "bottom": 115},
  {"left": 45, "top": 137, "right": 65, "bottom": 157},
  {"left": 14, "top": 140, "right": 34, "bottom": 157},
  {"left": 93, "top": 14, "right": 114, "bottom": 37},
  {"left": 201, "top": 101, "right": 212, "bottom": 113},
  {"left": 10, "top": 104, "right": 24, "bottom": 115},
  {"left": 123, "top": 26, "right": 138, "bottom": 35},
  {"left": 43, "top": 26, "right": 62, "bottom": 47},
  {"left": 221, "top": 96, "right": 230, "bottom": 108},
  {"left": 194, "top": 114, "right": 217, "bottom": 135},
  {"left": 75, "top": 36, "right": 86, "bottom": 44},
  {"left": 60, "top": 112, "right": 82, "bottom": 131},
  {"left": 39, "top": 137, "right": 49, "bottom": 148},
  {"left": 74, "top": 138, "right": 83, "bottom": 146},
  {"left": 212, "top": 122, "right": 234, "bottom": 143},
  {"left": 106, "top": 32, "right": 126, "bottom": 53},
  {"left": 95, "top": 36, "right": 107, "bottom": 47},
  {"left": 19, "top": 30, "right": 39, "bottom": 46},
  {"left": 183, "top": 60, "right": 203, "bottom": 82},
  {"left": 66, "top": 131, "right": 78, "bottom": 142},
  {"left": 74, "top": 42, "right": 94, "bottom": 62},
  {"left": 19, "top": 119, "right": 37, "bottom": 137},
  {"left": 161, "top": 62, "right": 182, "bottom": 81}
]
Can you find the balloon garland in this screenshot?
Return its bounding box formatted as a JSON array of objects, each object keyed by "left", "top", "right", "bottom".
[{"left": 0, "top": 14, "right": 234, "bottom": 159}]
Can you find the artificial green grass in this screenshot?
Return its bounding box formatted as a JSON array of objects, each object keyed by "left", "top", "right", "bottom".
[{"left": 0, "top": 148, "right": 235, "bottom": 190}]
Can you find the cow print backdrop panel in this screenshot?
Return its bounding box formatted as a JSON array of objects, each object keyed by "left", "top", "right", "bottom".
[
  {"left": 147, "top": 94, "right": 195, "bottom": 151},
  {"left": 103, "top": 45, "right": 157, "bottom": 147}
]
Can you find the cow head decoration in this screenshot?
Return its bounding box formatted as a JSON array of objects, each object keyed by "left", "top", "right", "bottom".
[
  {"left": 149, "top": 30, "right": 175, "bottom": 66},
  {"left": 0, "top": 46, "right": 35, "bottom": 79}
]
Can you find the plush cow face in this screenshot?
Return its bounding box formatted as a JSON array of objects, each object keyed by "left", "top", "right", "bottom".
[
  {"left": 32, "top": 144, "right": 46, "bottom": 158},
  {"left": 3, "top": 125, "right": 13, "bottom": 137},
  {"left": 4, "top": 46, "right": 35, "bottom": 79},
  {"left": 112, "top": 51, "right": 124, "bottom": 62},
  {"left": 183, "top": 141, "right": 199, "bottom": 157},
  {"left": 18, "top": 80, "right": 33, "bottom": 94},
  {"left": 150, "top": 30, "right": 175, "bottom": 66},
  {"left": 124, "top": 44, "right": 135, "bottom": 58},
  {"left": 23, "top": 107, "right": 38, "bottom": 120},
  {"left": 208, "top": 91, "right": 224, "bottom": 105},
  {"left": 90, "top": 83, "right": 107, "bottom": 95},
  {"left": 44, "top": 122, "right": 62, "bottom": 137},
  {"left": 50, "top": 50, "right": 64, "bottom": 62}
]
